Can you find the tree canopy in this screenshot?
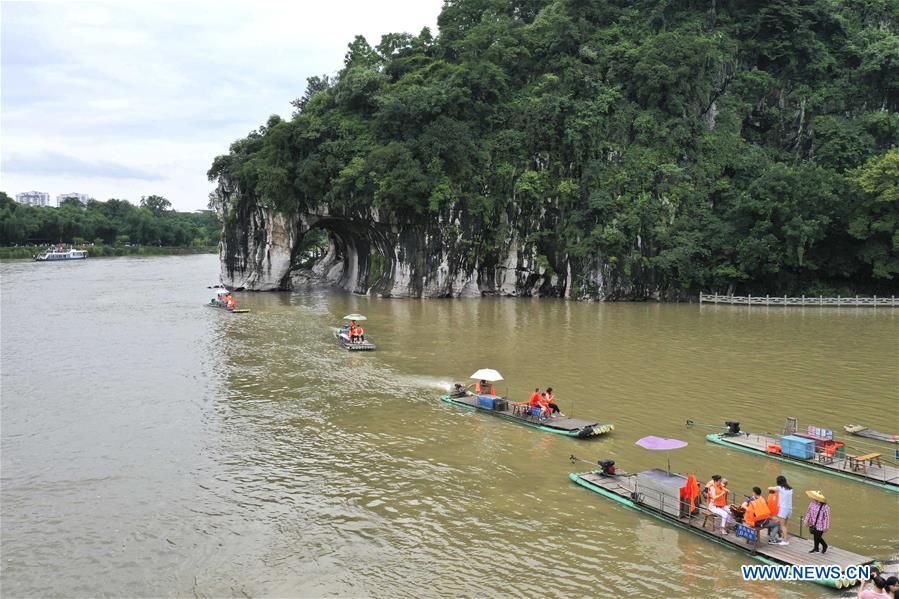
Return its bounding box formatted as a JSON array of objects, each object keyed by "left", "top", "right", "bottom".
[
  {"left": 209, "top": 0, "right": 899, "bottom": 295},
  {"left": 0, "top": 192, "right": 220, "bottom": 247}
]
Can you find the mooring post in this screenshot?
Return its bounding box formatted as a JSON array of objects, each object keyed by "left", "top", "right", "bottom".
[
  {"left": 766, "top": 294, "right": 769, "bottom": 306},
  {"left": 874, "top": 295, "right": 877, "bottom": 307}
]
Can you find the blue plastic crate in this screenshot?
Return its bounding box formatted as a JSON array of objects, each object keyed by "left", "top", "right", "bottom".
[
  {"left": 780, "top": 434, "right": 815, "bottom": 459},
  {"left": 477, "top": 395, "right": 496, "bottom": 410}
]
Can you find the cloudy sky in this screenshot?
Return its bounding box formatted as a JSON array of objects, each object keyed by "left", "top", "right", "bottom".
[{"left": 1, "top": 1, "right": 443, "bottom": 210}]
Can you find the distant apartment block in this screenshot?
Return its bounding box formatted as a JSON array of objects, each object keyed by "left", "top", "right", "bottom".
[
  {"left": 56, "top": 192, "right": 91, "bottom": 206},
  {"left": 15, "top": 191, "right": 51, "bottom": 206}
]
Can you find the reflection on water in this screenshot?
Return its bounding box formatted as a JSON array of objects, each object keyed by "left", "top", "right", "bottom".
[{"left": 1, "top": 255, "right": 897, "bottom": 597}]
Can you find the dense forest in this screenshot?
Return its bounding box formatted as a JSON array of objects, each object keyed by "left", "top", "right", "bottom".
[
  {"left": 0, "top": 192, "right": 221, "bottom": 247},
  {"left": 210, "top": 0, "right": 899, "bottom": 296}
]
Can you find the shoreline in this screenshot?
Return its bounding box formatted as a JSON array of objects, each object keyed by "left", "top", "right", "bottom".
[{"left": 0, "top": 245, "right": 216, "bottom": 260}]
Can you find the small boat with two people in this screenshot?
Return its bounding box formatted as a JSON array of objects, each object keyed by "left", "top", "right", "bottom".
[
  {"left": 439, "top": 368, "right": 613, "bottom": 439},
  {"left": 34, "top": 245, "right": 88, "bottom": 261},
  {"left": 569, "top": 436, "right": 878, "bottom": 590},
  {"left": 335, "top": 314, "right": 375, "bottom": 351},
  {"left": 207, "top": 288, "right": 250, "bottom": 313},
  {"left": 696, "top": 419, "right": 899, "bottom": 493}
]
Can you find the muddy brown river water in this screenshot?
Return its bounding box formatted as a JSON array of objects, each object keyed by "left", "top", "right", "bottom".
[{"left": 2, "top": 254, "right": 897, "bottom": 597}]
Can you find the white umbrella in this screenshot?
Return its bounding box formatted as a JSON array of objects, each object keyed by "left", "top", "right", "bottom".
[{"left": 469, "top": 368, "right": 504, "bottom": 382}]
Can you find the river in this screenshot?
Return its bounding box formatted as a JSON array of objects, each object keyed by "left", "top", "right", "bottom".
[{"left": 1, "top": 254, "right": 897, "bottom": 597}]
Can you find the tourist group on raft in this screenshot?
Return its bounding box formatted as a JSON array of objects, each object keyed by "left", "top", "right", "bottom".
[
  {"left": 468, "top": 379, "right": 562, "bottom": 420},
  {"left": 699, "top": 473, "right": 832, "bottom": 552},
  {"left": 345, "top": 319, "right": 365, "bottom": 343}
]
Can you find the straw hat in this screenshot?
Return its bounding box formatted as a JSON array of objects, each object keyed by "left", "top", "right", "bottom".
[{"left": 805, "top": 490, "right": 827, "bottom": 503}]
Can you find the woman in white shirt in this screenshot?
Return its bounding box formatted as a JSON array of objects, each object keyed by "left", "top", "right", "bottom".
[{"left": 768, "top": 475, "right": 794, "bottom": 542}]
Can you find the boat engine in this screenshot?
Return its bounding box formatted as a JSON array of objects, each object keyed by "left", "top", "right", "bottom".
[
  {"left": 725, "top": 420, "right": 741, "bottom": 435},
  {"left": 598, "top": 459, "right": 616, "bottom": 476}
]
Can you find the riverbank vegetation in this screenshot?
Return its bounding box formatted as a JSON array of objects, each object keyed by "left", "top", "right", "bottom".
[
  {"left": 0, "top": 245, "right": 216, "bottom": 260},
  {"left": 210, "top": 0, "right": 898, "bottom": 296},
  {"left": 0, "top": 192, "right": 221, "bottom": 248}
]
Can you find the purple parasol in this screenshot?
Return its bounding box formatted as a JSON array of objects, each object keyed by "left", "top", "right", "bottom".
[
  {"left": 635, "top": 436, "right": 688, "bottom": 473},
  {"left": 635, "top": 436, "right": 688, "bottom": 450}
]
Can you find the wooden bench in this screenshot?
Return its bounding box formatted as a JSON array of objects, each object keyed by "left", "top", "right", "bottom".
[{"left": 845, "top": 452, "right": 882, "bottom": 473}]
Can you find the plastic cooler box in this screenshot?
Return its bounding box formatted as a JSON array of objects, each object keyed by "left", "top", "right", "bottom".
[
  {"left": 478, "top": 395, "right": 501, "bottom": 410},
  {"left": 780, "top": 435, "right": 815, "bottom": 459}
]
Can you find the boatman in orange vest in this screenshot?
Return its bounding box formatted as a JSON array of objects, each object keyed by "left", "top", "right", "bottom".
[
  {"left": 467, "top": 379, "right": 495, "bottom": 396},
  {"left": 741, "top": 487, "right": 785, "bottom": 544},
  {"left": 705, "top": 474, "right": 730, "bottom": 535}
]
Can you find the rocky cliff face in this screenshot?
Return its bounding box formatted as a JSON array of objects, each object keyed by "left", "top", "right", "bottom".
[{"left": 216, "top": 183, "right": 666, "bottom": 300}]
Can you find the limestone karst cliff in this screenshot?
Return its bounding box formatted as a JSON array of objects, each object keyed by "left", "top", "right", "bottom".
[{"left": 210, "top": 0, "right": 899, "bottom": 299}]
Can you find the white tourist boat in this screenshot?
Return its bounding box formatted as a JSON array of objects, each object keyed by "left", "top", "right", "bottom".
[{"left": 34, "top": 248, "right": 88, "bottom": 261}]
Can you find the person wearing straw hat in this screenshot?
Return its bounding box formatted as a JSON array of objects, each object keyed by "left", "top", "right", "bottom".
[{"left": 803, "top": 490, "right": 830, "bottom": 553}]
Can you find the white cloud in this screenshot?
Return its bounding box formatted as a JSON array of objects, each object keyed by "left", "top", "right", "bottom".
[{"left": 1, "top": 0, "right": 443, "bottom": 210}]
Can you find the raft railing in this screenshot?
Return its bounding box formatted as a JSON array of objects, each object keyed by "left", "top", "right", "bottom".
[{"left": 699, "top": 292, "right": 898, "bottom": 307}]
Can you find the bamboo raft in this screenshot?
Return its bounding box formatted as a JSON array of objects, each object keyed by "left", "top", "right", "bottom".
[
  {"left": 844, "top": 425, "right": 899, "bottom": 444},
  {"left": 439, "top": 393, "right": 613, "bottom": 438},
  {"left": 570, "top": 469, "right": 877, "bottom": 589},
  {"left": 699, "top": 292, "right": 898, "bottom": 307},
  {"left": 335, "top": 330, "right": 376, "bottom": 351},
  {"left": 706, "top": 433, "right": 899, "bottom": 493},
  {"left": 206, "top": 302, "right": 250, "bottom": 313}
]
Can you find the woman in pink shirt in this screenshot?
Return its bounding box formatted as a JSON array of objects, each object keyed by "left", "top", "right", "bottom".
[{"left": 803, "top": 490, "right": 830, "bottom": 554}]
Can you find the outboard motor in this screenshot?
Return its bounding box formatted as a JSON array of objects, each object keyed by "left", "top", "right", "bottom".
[
  {"left": 598, "top": 459, "right": 616, "bottom": 476},
  {"left": 725, "top": 420, "right": 741, "bottom": 435}
]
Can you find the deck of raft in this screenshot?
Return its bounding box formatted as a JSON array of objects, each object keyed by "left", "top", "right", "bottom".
[
  {"left": 577, "top": 472, "right": 875, "bottom": 570},
  {"left": 717, "top": 433, "right": 899, "bottom": 486},
  {"left": 448, "top": 395, "right": 600, "bottom": 432}
]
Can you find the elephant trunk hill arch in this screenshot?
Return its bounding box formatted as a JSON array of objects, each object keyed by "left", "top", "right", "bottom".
[{"left": 215, "top": 183, "right": 663, "bottom": 300}]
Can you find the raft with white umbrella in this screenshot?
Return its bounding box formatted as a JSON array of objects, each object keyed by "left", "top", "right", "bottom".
[
  {"left": 439, "top": 369, "right": 613, "bottom": 439},
  {"left": 335, "top": 314, "right": 376, "bottom": 351}
]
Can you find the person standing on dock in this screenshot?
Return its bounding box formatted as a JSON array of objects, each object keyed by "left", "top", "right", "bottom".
[
  {"left": 767, "top": 476, "right": 793, "bottom": 543},
  {"left": 706, "top": 475, "right": 730, "bottom": 535},
  {"left": 803, "top": 490, "right": 830, "bottom": 554}
]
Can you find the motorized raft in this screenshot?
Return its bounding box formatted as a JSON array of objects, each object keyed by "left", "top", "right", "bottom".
[
  {"left": 207, "top": 288, "right": 250, "bottom": 313},
  {"left": 699, "top": 420, "right": 898, "bottom": 493},
  {"left": 335, "top": 313, "right": 375, "bottom": 351},
  {"left": 439, "top": 368, "right": 613, "bottom": 439},
  {"left": 569, "top": 457, "right": 877, "bottom": 590}
]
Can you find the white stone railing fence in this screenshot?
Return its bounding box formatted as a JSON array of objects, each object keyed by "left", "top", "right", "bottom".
[{"left": 699, "top": 292, "right": 898, "bottom": 307}]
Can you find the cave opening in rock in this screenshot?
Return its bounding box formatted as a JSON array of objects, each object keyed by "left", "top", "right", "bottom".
[{"left": 290, "top": 217, "right": 391, "bottom": 295}]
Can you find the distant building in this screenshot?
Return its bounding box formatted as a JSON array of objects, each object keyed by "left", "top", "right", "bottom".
[
  {"left": 56, "top": 192, "right": 91, "bottom": 206},
  {"left": 15, "top": 191, "right": 51, "bottom": 206}
]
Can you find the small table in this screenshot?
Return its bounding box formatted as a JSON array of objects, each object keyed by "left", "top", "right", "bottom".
[{"left": 846, "top": 453, "right": 882, "bottom": 473}]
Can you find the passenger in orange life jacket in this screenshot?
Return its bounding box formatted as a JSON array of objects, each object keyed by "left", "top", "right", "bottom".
[
  {"left": 741, "top": 486, "right": 785, "bottom": 544},
  {"left": 542, "top": 387, "right": 562, "bottom": 417},
  {"left": 529, "top": 387, "right": 550, "bottom": 419},
  {"left": 705, "top": 474, "right": 730, "bottom": 535},
  {"left": 467, "top": 379, "right": 495, "bottom": 396}
]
